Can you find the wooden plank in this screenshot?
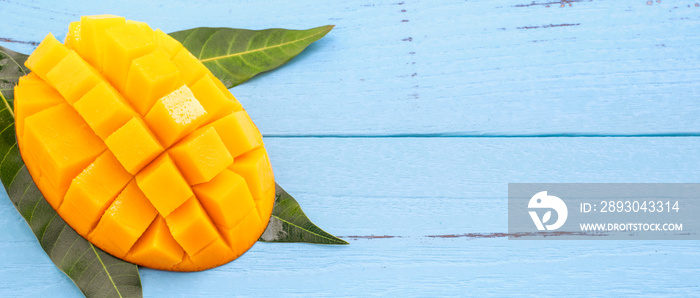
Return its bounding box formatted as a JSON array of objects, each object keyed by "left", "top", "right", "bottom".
[
  {"left": 139, "top": 239, "right": 700, "bottom": 296},
  {"left": 2, "top": 0, "right": 699, "bottom": 135},
  {"left": 267, "top": 137, "right": 700, "bottom": 198},
  {"left": 1, "top": 0, "right": 699, "bottom": 296},
  {"left": 2, "top": 137, "right": 700, "bottom": 295}
]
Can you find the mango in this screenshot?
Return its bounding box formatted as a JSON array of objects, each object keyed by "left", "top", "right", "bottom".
[{"left": 14, "top": 16, "right": 274, "bottom": 271}]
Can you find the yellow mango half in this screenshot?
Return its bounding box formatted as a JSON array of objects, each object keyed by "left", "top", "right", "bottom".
[{"left": 14, "top": 16, "right": 274, "bottom": 271}]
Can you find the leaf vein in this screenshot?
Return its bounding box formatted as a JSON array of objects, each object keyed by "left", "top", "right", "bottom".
[
  {"left": 0, "top": 142, "right": 17, "bottom": 172},
  {"left": 199, "top": 28, "right": 329, "bottom": 63},
  {"left": 271, "top": 214, "right": 339, "bottom": 243},
  {"left": 197, "top": 29, "right": 218, "bottom": 60},
  {"left": 0, "top": 90, "right": 14, "bottom": 119},
  {"left": 90, "top": 244, "right": 123, "bottom": 298},
  {"left": 0, "top": 48, "right": 28, "bottom": 76}
]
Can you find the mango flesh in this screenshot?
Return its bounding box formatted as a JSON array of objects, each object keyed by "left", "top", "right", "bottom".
[{"left": 14, "top": 16, "right": 275, "bottom": 271}]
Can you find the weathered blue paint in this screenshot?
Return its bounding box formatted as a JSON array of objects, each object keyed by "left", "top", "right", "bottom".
[{"left": 1, "top": 0, "right": 699, "bottom": 296}]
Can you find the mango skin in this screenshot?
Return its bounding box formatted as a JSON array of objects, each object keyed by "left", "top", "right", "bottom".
[{"left": 14, "top": 16, "right": 275, "bottom": 271}]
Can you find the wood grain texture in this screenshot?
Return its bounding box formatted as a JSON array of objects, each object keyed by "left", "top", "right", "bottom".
[
  {"left": 1, "top": 0, "right": 699, "bottom": 296},
  {"left": 3, "top": 138, "right": 700, "bottom": 296},
  {"left": 1, "top": 0, "right": 699, "bottom": 135}
]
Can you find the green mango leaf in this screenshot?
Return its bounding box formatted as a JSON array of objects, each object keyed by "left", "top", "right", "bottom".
[
  {"left": 0, "top": 45, "right": 28, "bottom": 108},
  {"left": 0, "top": 23, "right": 341, "bottom": 296},
  {"left": 172, "top": 26, "right": 347, "bottom": 244},
  {"left": 0, "top": 45, "right": 142, "bottom": 298},
  {"left": 260, "top": 184, "right": 348, "bottom": 244},
  {"left": 169, "top": 25, "right": 334, "bottom": 88}
]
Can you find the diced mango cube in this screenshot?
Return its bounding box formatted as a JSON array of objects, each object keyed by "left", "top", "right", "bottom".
[
  {"left": 143, "top": 85, "right": 207, "bottom": 147},
  {"left": 124, "top": 50, "right": 180, "bottom": 115},
  {"left": 105, "top": 117, "right": 164, "bottom": 174},
  {"left": 218, "top": 209, "right": 262, "bottom": 255},
  {"left": 190, "top": 74, "right": 242, "bottom": 123},
  {"left": 45, "top": 51, "right": 102, "bottom": 104},
  {"left": 210, "top": 73, "right": 237, "bottom": 101},
  {"left": 128, "top": 216, "right": 184, "bottom": 269},
  {"left": 164, "top": 197, "right": 220, "bottom": 256},
  {"left": 155, "top": 29, "right": 183, "bottom": 59},
  {"left": 170, "top": 238, "right": 233, "bottom": 271},
  {"left": 230, "top": 148, "right": 274, "bottom": 201},
  {"left": 64, "top": 21, "right": 82, "bottom": 52},
  {"left": 125, "top": 20, "right": 155, "bottom": 37},
  {"left": 23, "top": 103, "right": 105, "bottom": 208},
  {"left": 16, "top": 72, "right": 42, "bottom": 85},
  {"left": 24, "top": 33, "right": 70, "bottom": 79},
  {"left": 14, "top": 76, "right": 64, "bottom": 137},
  {"left": 135, "top": 153, "right": 192, "bottom": 217},
  {"left": 168, "top": 127, "right": 233, "bottom": 185},
  {"left": 79, "top": 15, "right": 126, "bottom": 70},
  {"left": 205, "top": 111, "right": 263, "bottom": 158},
  {"left": 257, "top": 187, "right": 276, "bottom": 223},
  {"left": 22, "top": 153, "right": 63, "bottom": 210},
  {"left": 59, "top": 151, "right": 131, "bottom": 235},
  {"left": 192, "top": 170, "right": 254, "bottom": 229},
  {"left": 89, "top": 180, "right": 158, "bottom": 257},
  {"left": 172, "top": 48, "right": 208, "bottom": 87},
  {"left": 104, "top": 23, "right": 157, "bottom": 92},
  {"left": 74, "top": 81, "right": 138, "bottom": 139}
]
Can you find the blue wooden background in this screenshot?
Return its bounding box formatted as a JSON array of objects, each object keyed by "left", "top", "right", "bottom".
[{"left": 2, "top": 0, "right": 700, "bottom": 296}]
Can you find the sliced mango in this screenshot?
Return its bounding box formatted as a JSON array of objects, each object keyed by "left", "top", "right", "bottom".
[
  {"left": 257, "top": 187, "right": 276, "bottom": 224},
  {"left": 127, "top": 216, "right": 185, "bottom": 269},
  {"left": 45, "top": 51, "right": 102, "bottom": 104},
  {"left": 16, "top": 16, "right": 275, "bottom": 271},
  {"left": 218, "top": 209, "right": 263, "bottom": 255},
  {"left": 190, "top": 74, "right": 242, "bottom": 123},
  {"left": 125, "top": 50, "right": 180, "bottom": 115},
  {"left": 193, "top": 169, "right": 254, "bottom": 229},
  {"left": 168, "top": 127, "right": 233, "bottom": 185},
  {"left": 205, "top": 111, "right": 263, "bottom": 158},
  {"left": 22, "top": 103, "right": 105, "bottom": 208},
  {"left": 24, "top": 33, "right": 70, "bottom": 80},
  {"left": 64, "top": 21, "right": 82, "bottom": 52},
  {"left": 155, "top": 29, "right": 183, "bottom": 59},
  {"left": 89, "top": 180, "right": 158, "bottom": 257},
  {"left": 172, "top": 48, "right": 208, "bottom": 87},
  {"left": 58, "top": 150, "right": 131, "bottom": 235},
  {"left": 13, "top": 75, "right": 64, "bottom": 137},
  {"left": 105, "top": 117, "right": 164, "bottom": 174},
  {"left": 143, "top": 85, "right": 207, "bottom": 147},
  {"left": 104, "top": 23, "right": 157, "bottom": 91},
  {"left": 74, "top": 81, "right": 137, "bottom": 139},
  {"left": 135, "top": 153, "right": 192, "bottom": 217},
  {"left": 230, "top": 148, "right": 273, "bottom": 201},
  {"left": 170, "top": 238, "right": 233, "bottom": 272},
  {"left": 165, "top": 197, "right": 220, "bottom": 256},
  {"left": 125, "top": 20, "right": 155, "bottom": 38},
  {"left": 211, "top": 74, "right": 237, "bottom": 101},
  {"left": 79, "top": 15, "right": 126, "bottom": 70}
]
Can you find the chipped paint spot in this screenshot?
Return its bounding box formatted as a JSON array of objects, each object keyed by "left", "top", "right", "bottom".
[
  {"left": 341, "top": 235, "right": 402, "bottom": 239},
  {"left": 517, "top": 23, "right": 580, "bottom": 29},
  {"left": 0, "top": 37, "right": 39, "bottom": 46},
  {"left": 514, "top": 0, "right": 582, "bottom": 8}
]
